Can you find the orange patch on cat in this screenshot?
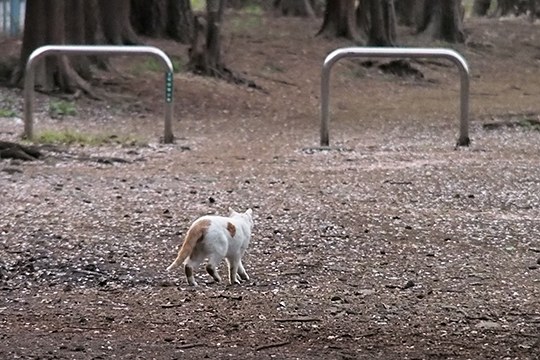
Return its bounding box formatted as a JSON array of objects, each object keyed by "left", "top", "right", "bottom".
[
  {"left": 227, "top": 222, "right": 236, "bottom": 237},
  {"left": 192, "top": 219, "right": 211, "bottom": 243}
]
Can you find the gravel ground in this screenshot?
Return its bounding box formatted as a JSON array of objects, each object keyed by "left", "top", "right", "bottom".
[{"left": 1, "top": 14, "right": 540, "bottom": 360}]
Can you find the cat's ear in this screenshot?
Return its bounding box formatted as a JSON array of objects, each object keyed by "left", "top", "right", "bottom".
[
  {"left": 229, "top": 207, "right": 237, "bottom": 216},
  {"left": 245, "top": 208, "right": 252, "bottom": 217}
]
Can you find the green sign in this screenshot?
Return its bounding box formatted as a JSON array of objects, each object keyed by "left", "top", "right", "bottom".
[{"left": 165, "top": 71, "right": 173, "bottom": 103}]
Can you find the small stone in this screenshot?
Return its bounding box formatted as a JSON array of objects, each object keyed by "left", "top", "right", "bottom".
[
  {"left": 356, "top": 289, "right": 375, "bottom": 297},
  {"left": 475, "top": 320, "right": 500, "bottom": 330},
  {"left": 402, "top": 280, "right": 415, "bottom": 290}
]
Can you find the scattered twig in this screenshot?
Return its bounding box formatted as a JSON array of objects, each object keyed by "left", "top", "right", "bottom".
[
  {"left": 211, "top": 294, "right": 243, "bottom": 301},
  {"left": 274, "top": 317, "right": 321, "bottom": 323},
  {"left": 161, "top": 303, "right": 184, "bottom": 309},
  {"left": 176, "top": 342, "right": 206, "bottom": 350},
  {"left": 383, "top": 180, "right": 413, "bottom": 185},
  {"left": 50, "top": 326, "right": 109, "bottom": 334},
  {"left": 256, "top": 340, "right": 291, "bottom": 351}
]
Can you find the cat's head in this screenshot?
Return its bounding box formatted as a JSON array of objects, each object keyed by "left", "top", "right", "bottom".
[{"left": 229, "top": 207, "right": 253, "bottom": 227}]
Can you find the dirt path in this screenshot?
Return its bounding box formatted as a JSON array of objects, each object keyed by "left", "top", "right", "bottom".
[{"left": 1, "top": 14, "right": 540, "bottom": 359}]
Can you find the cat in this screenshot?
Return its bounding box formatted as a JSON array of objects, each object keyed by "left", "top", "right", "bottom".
[{"left": 167, "top": 208, "right": 253, "bottom": 286}]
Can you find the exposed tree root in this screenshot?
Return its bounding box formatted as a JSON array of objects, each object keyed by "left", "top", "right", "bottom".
[{"left": 0, "top": 141, "right": 43, "bottom": 161}]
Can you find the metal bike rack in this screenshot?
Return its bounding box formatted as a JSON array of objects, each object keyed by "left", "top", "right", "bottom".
[
  {"left": 320, "top": 47, "right": 471, "bottom": 147},
  {"left": 24, "top": 45, "right": 175, "bottom": 143}
]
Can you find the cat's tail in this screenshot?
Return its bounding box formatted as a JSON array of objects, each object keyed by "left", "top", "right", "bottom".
[{"left": 166, "top": 218, "right": 210, "bottom": 271}]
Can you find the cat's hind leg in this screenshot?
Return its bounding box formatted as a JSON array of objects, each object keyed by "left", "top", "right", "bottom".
[
  {"left": 184, "top": 253, "right": 205, "bottom": 286},
  {"left": 205, "top": 253, "right": 223, "bottom": 283}
]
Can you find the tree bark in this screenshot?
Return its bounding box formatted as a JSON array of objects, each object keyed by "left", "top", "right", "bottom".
[
  {"left": 131, "top": 0, "right": 194, "bottom": 44},
  {"left": 529, "top": 0, "right": 537, "bottom": 21},
  {"left": 493, "top": 0, "right": 515, "bottom": 16},
  {"left": 131, "top": 0, "right": 168, "bottom": 37},
  {"left": 365, "top": 0, "right": 397, "bottom": 46},
  {"left": 188, "top": 0, "right": 226, "bottom": 76},
  {"left": 317, "top": 0, "right": 360, "bottom": 42},
  {"left": 274, "top": 0, "right": 316, "bottom": 17},
  {"left": 99, "top": 0, "right": 139, "bottom": 45},
  {"left": 417, "top": 0, "right": 465, "bottom": 43},
  {"left": 167, "top": 0, "right": 195, "bottom": 43},
  {"left": 472, "top": 0, "right": 491, "bottom": 16},
  {"left": 11, "top": 0, "right": 103, "bottom": 96},
  {"left": 395, "top": 0, "right": 417, "bottom": 26}
]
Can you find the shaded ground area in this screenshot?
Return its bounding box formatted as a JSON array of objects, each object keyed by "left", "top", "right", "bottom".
[{"left": 1, "top": 13, "right": 540, "bottom": 359}]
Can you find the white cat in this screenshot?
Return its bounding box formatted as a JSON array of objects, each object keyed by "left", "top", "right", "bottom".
[{"left": 167, "top": 208, "right": 253, "bottom": 286}]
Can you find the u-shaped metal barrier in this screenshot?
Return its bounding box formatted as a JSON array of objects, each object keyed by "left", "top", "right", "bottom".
[
  {"left": 321, "top": 47, "right": 470, "bottom": 147},
  {"left": 23, "top": 45, "right": 175, "bottom": 143}
]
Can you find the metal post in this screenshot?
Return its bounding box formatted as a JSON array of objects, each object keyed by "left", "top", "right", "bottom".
[
  {"left": 320, "top": 47, "right": 470, "bottom": 147},
  {"left": 24, "top": 45, "right": 176, "bottom": 143}
]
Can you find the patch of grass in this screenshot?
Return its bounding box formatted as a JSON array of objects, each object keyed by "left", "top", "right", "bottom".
[
  {"left": 191, "top": 0, "right": 205, "bottom": 11},
  {"left": 242, "top": 4, "right": 263, "bottom": 16},
  {"left": 518, "top": 118, "right": 540, "bottom": 131},
  {"left": 230, "top": 5, "right": 264, "bottom": 34},
  {"left": 0, "top": 108, "right": 17, "bottom": 117},
  {"left": 49, "top": 100, "right": 77, "bottom": 118},
  {"left": 230, "top": 15, "right": 263, "bottom": 34},
  {"left": 34, "top": 129, "right": 146, "bottom": 146},
  {"left": 263, "top": 62, "right": 285, "bottom": 73}
]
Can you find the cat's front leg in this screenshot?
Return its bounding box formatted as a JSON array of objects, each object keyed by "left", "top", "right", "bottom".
[{"left": 227, "top": 261, "right": 241, "bottom": 285}]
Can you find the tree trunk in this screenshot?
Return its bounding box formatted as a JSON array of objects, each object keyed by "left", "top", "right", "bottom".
[
  {"left": 317, "top": 0, "right": 360, "bottom": 42},
  {"left": 275, "top": 0, "right": 316, "bottom": 17},
  {"left": 99, "top": 0, "right": 139, "bottom": 45},
  {"left": 472, "top": 0, "right": 491, "bottom": 16},
  {"left": 493, "top": 0, "right": 516, "bottom": 16},
  {"left": 131, "top": 0, "right": 194, "bottom": 44},
  {"left": 356, "top": 0, "right": 370, "bottom": 33},
  {"left": 417, "top": 0, "right": 465, "bottom": 43},
  {"left": 167, "top": 0, "right": 195, "bottom": 43},
  {"left": 188, "top": 0, "right": 226, "bottom": 76},
  {"left": 131, "top": 0, "right": 168, "bottom": 37},
  {"left": 13, "top": 0, "right": 72, "bottom": 92},
  {"left": 365, "top": 0, "right": 397, "bottom": 46},
  {"left": 395, "top": 0, "right": 417, "bottom": 26},
  {"left": 529, "top": 0, "right": 537, "bottom": 21},
  {"left": 11, "top": 0, "right": 102, "bottom": 96},
  {"left": 228, "top": 0, "right": 249, "bottom": 8},
  {"left": 64, "top": 0, "right": 92, "bottom": 79}
]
